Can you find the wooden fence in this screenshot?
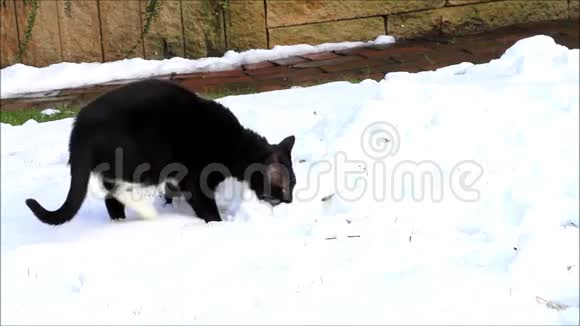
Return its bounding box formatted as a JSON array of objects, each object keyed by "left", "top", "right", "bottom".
[
  {"left": 0, "top": 0, "right": 238, "bottom": 68},
  {"left": 1, "top": 0, "right": 576, "bottom": 68}
]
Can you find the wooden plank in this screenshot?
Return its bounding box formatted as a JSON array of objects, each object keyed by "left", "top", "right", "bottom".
[
  {"left": 14, "top": 0, "right": 62, "bottom": 67},
  {"left": 225, "top": 0, "right": 267, "bottom": 51},
  {"left": 99, "top": 0, "right": 143, "bottom": 61},
  {"left": 139, "top": 0, "right": 184, "bottom": 59},
  {"left": 57, "top": 0, "right": 102, "bottom": 63},
  {"left": 181, "top": 0, "right": 226, "bottom": 58},
  {"left": 269, "top": 17, "right": 385, "bottom": 47},
  {"left": 0, "top": 0, "right": 19, "bottom": 67},
  {"left": 266, "top": 0, "right": 446, "bottom": 28}
]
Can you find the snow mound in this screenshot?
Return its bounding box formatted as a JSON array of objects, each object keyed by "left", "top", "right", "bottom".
[
  {"left": 40, "top": 108, "right": 61, "bottom": 116},
  {"left": 1, "top": 35, "right": 578, "bottom": 324}
]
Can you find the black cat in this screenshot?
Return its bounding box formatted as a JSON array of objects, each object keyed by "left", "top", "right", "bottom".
[{"left": 25, "top": 79, "right": 296, "bottom": 225}]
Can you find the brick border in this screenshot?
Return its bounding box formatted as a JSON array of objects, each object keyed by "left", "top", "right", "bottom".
[{"left": 1, "top": 20, "right": 578, "bottom": 112}]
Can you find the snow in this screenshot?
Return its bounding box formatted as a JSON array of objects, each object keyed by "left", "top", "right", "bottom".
[
  {"left": 39, "top": 108, "right": 60, "bottom": 116},
  {"left": 1, "top": 35, "right": 578, "bottom": 324},
  {"left": 0, "top": 35, "right": 395, "bottom": 99}
]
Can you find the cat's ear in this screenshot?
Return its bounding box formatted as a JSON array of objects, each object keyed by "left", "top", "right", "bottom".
[{"left": 278, "top": 135, "right": 295, "bottom": 153}]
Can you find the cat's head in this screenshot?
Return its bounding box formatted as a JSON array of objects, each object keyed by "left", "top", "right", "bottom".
[{"left": 249, "top": 135, "right": 296, "bottom": 206}]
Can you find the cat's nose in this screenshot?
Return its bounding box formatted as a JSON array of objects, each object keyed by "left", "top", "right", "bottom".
[{"left": 282, "top": 191, "right": 292, "bottom": 203}]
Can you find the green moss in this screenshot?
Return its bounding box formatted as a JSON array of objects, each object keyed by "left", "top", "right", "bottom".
[
  {"left": 125, "top": 0, "right": 162, "bottom": 58},
  {"left": 200, "top": 86, "right": 259, "bottom": 99},
  {"left": 64, "top": 0, "right": 72, "bottom": 18},
  {"left": 17, "top": 0, "right": 39, "bottom": 62}
]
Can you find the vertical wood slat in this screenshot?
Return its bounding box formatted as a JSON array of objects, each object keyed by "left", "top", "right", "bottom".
[
  {"left": 139, "top": 0, "right": 184, "bottom": 60},
  {"left": 225, "top": 0, "right": 267, "bottom": 51},
  {"left": 14, "top": 0, "right": 62, "bottom": 67},
  {"left": 99, "top": 0, "right": 143, "bottom": 61},
  {"left": 0, "top": 0, "right": 19, "bottom": 67},
  {"left": 181, "top": 0, "right": 226, "bottom": 58},
  {"left": 57, "top": 0, "right": 102, "bottom": 63},
  {"left": 2, "top": 0, "right": 227, "bottom": 66}
]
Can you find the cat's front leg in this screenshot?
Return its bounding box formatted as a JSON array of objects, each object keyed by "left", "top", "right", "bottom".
[
  {"left": 186, "top": 193, "right": 221, "bottom": 223},
  {"left": 182, "top": 179, "right": 221, "bottom": 223}
]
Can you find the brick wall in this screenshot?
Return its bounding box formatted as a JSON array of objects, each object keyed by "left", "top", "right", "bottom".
[{"left": 1, "top": 0, "right": 577, "bottom": 68}]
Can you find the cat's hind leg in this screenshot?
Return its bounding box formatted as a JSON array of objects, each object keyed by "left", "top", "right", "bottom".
[
  {"left": 112, "top": 182, "right": 159, "bottom": 220},
  {"left": 105, "top": 198, "right": 126, "bottom": 220},
  {"left": 102, "top": 180, "right": 126, "bottom": 220}
]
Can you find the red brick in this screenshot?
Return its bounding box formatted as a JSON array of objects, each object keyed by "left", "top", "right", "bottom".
[
  {"left": 59, "top": 84, "right": 119, "bottom": 96},
  {"left": 300, "top": 52, "right": 340, "bottom": 61},
  {"left": 333, "top": 43, "right": 396, "bottom": 56},
  {"left": 175, "top": 69, "right": 245, "bottom": 80},
  {"left": 177, "top": 79, "right": 206, "bottom": 90},
  {"left": 283, "top": 68, "right": 329, "bottom": 83},
  {"left": 249, "top": 67, "right": 295, "bottom": 80},
  {"left": 244, "top": 65, "right": 291, "bottom": 76},
  {"left": 242, "top": 61, "right": 276, "bottom": 70},
  {"left": 292, "top": 56, "right": 362, "bottom": 69},
  {"left": 333, "top": 47, "right": 367, "bottom": 56},
  {"left": 179, "top": 75, "right": 252, "bottom": 89},
  {"left": 320, "top": 59, "right": 392, "bottom": 73},
  {"left": 251, "top": 67, "right": 323, "bottom": 81},
  {"left": 270, "top": 56, "right": 309, "bottom": 66},
  {"left": 356, "top": 46, "right": 431, "bottom": 59}
]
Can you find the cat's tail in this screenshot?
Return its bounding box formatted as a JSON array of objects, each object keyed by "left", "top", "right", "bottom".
[{"left": 25, "top": 147, "right": 92, "bottom": 225}]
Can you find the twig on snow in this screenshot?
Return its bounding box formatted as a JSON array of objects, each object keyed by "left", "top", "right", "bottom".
[
  {"left": 536, "top": 296, "right": 568, "bottom": 311},
  {"left": 325, "top": 235, "right": 360, "bottom": 240},
  {"left": 321, "top": 193, "right": 335, "bottom": 202}
]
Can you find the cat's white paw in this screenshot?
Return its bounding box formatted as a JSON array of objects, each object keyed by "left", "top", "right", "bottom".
[{"left": 113, "top": 189, "right": 159, "bottom": 220}]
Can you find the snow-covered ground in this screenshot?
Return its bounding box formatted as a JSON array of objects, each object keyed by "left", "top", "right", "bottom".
[
  {"left": 1, "top": 35, "right": 578, "bottom": 325},
  {"left": 0, "top": 35, "right": 394, "bottom": 99}
]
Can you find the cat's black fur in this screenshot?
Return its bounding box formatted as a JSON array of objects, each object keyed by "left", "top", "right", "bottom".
[{"left": 25, "top": 79, "right": 296, "bottom": 225}]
